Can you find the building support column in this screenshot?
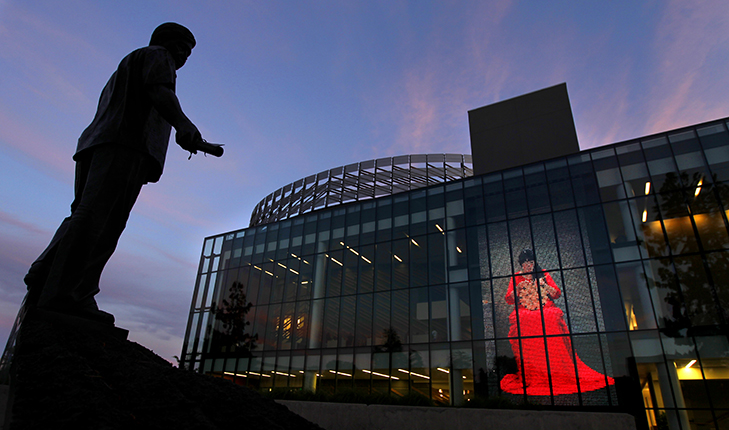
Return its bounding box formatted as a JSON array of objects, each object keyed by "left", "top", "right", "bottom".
[{"left": 656, "top": 362, "right": 691, "bottom": 430}]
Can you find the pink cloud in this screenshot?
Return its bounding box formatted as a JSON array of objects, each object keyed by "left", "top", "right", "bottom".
[
  {"left": 0, "top": 107, "right": 73, "bottom": 179},
  {"left": 644, "top": 0, "right": 729, "bottom": 133}
]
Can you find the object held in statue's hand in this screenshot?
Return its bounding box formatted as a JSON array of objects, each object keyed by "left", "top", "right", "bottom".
[{"left": 195, "top": 140, "right": 224, "bottom": 157}]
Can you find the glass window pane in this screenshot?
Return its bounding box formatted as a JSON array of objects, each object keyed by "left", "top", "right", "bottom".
[
  {"left": 571, "top": 334, "right": 612, "bottom": 403},
  {"left": 524, "top": 166, "right": 551, "bottom": 214},
  {"left": 578, "top": 205, "right": 612, "bottom": 265},
  {"left": 615, "top": 261, "right": 657, "bottom": 330},
  {"left": 325, "top": 250, "right": 343, "bottom": 297},
  {"left": 474, "top": 280, "right": 492, "bottom": 340},
  {"left": 488, "top": 222, "right": 511, "bottom": 277},
  {"left": 357, "top": 244, "right": 374, "bottom": 294},
  {"left": 562, "top": 268, "right": 596, "bottom": 333},
  {"left": 568, "top": 155, "right": 601, "bottom": 206},
  {"left": 530, "top": 214, "right": 559, "bottom": 271},
  {"left": 373, "top": 291, "right": 391, "bottom": 346},
  {"left": 689, "top": 184, "right": 729, "bottom": 251},
  {"left": 342, "top": 245, "right": 358, "bottom": 296},
  {"left": 694, "top": 335, "right": 729, "bottom": 410},
  {"left": 674, "top": 255, "right": 721, "bottom": 327},
  {"left": 464, "top": 181, "right": 486, "bottom": 226},
  {"left": 375, "top": 242, "right": 392, "bottom": 291},
  {"left": 410, "top": 235, "right": 428, "bottom": 287},
  {"left": 705, "top": 251, "right": 729, "bottom": 313},
  {"left": 410, "top": 287, "right": 429, "bottom": 343},
  {"left": 657, "top": 191, "right": 699, "bottom": 255},
  {"left": 449, "top": 283, "right": 471, "bottom": 341},
  {"left": 592, "top": 265, "right": 625, "bottom": 332},
  {"left": 492, "top": 276, "right": 514, "bottom": 339},
  {"left": 355, "top": 294, "right": 373, "bottom": 346},
  {"left": 340, "top": 295, "right": 356, "bottom": 347},
  {"left": 504, "top": 170, "right": 528, "bottom": 219},
  {"left": 554, "top": 210, "right": 586, "bottom": 268},
  {"left": 698, "top": 122, "right": 729, "bottom": 182},
  {"left": 643, "top": 258, "right": 686, "bottom": 334},
  {"left": 391, "top": 289, "right": 409, "bottom": 345},
  {"left": 483, "top": 174, "right": 506, "bottom": 222},
  {"left": 669, "top": 130, "right": 710, "bottom": 189},
  {"left": 642, "top": 136, "right": 680, "bottom": 193},
  {"left": 546, "top": 159, "right": 575, "bottom": 210},
  {"left": 293, "top": 300, "right": 310, "bottom": 349},
  {"left": 593, "top": 149, "right": 624, "bottom": 202},
  {"left": 430, "top": 285, "right": 448, "bottom": 342},
  {"left": 429, "top": 232, "right": 446, "bottom": 286},
  {"left": 603, "top": 201, "right": 641, "bottom": 262},
  {"left": 616, "top": 142, "right": 652, "bottom": 199},
  {"left": 634, "top": 196, "right": 670, "bottom": 258},
  {"left": 508, "top": 218, "right": 532, "bottom": 272},
  {"left": 279, "top": 302, "right": 295, "bottom": 350}
]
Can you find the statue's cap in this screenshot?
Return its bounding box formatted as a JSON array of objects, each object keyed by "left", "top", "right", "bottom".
[{"left": 150, "top": 22, "right": 196, "bottom": 48}]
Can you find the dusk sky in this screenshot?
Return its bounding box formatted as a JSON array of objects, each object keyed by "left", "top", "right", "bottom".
[{"left": 2, "top": 1, "right": 728, "bottom": 362}]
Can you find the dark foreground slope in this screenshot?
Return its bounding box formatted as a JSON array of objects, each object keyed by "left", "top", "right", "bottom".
[{"left": 8, "top": 316, "right": 322, "bottom": 430}]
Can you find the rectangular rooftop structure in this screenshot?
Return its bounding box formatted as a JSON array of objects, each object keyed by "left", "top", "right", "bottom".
[{"left": 468, "top": 83, "right": 580, "bottom": 175}]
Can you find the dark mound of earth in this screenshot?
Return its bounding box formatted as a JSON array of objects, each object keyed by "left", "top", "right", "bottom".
[{"left": 7, "top": 315, "right": 322, "bottom": 429}]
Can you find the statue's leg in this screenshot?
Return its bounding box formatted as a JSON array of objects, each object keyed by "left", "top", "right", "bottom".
[
  {"left": 37, "top": 145, "right": 149, "bottom": 318},
  {"left": 23, "top": 153, "right": 91, "bottom": 305}
]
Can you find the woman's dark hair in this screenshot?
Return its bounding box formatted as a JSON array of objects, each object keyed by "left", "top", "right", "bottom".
[{"left": 518, "top": 249, "right": 544, "bottom": 279}]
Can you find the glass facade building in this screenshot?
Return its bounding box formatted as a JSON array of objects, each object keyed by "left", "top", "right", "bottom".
[{"left": 181, "top": 118, "right": 729, "bottom": 430}]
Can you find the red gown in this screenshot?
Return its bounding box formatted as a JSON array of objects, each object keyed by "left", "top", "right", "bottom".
[{"left": 500, "top": 271, "right": 615, "bottom": 396}]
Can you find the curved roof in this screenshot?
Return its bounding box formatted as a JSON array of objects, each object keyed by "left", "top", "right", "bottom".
[{"left": 250, "top": 154, "right": 473, "bottom": 226}]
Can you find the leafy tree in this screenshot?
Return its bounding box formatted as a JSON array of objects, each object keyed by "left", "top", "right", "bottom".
[{"left": 212, "top": 281, "right": 258, "bottom": 355}]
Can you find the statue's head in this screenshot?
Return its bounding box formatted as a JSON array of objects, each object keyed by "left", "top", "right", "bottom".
[{"left": 150, "top": 23, "right": 196, "bottom": 69}]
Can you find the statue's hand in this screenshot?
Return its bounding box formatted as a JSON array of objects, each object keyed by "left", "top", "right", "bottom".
[{"left": 176, "top": 124, "right": 201, "bottom": 154}]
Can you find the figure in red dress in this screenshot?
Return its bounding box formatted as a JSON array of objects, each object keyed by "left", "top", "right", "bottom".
[{"left": 500, "top": 249, "right": 614, "bottom": 396}]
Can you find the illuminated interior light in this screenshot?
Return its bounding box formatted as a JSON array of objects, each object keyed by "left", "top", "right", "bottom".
[
  {"left": 393, "top": 254, "right": 403, "bottom": 262},
  {"left": 223, "top": 372, "right": 247, "bottom": 377},
  {"left": 435, "top": 224, "right": 444, "bottom": 233},
  {"left": 349, "top": 248, "right": 360, "bottom": 256},
  {"left": 642, "top": 210, "right": 647, "bottom": 223},
  {"left": 340, "top": 241, "right": 345, "bottom": 246},
  {"left": 411, "top": 238, "right": 419, "bottom": 247},
  {"left": 291, "top": 253, "right": 298, "bottom": 258},
  {"left": 695, "top": 178, "right": 703, "bottom": 197},
  {"left": 277, "top": 262, "right": 287, "bottom": 268},
  {"left": 685, "top": 359, "right": 697, "bottom": 369},
  {"left": 456, "top": 246, "right": 463, "bottom": 253},
  {"left": 361, "top": 256, "right": 372, "bottom": 264},
  {"left": 289, "top": 268, "right": 299, "bottom": 275},
  {"left": 331, "top": 257, "right": 343, "bottom": 266},
  {"left": 329, "top": 370, "right": 352, "bottom": 377},
  {"left": 253, "top": 265, "right": 262, "bottom": 271},
  {"left": 645, "top": 182, "right": 651, "bottom": 195},
  {"left": 397, "top": 369, "right": 430, "bottom": 379},
  {"left": 248, "top": 372, "right": 271, "bottom": 378},
  {"left": 303, "top": 259, "right": 310, "bottom": 265},
  {"left": 299, "top": 371, "right": 304, "bottom": 373},
  {"left": 264, "top": 270, "right": 274, "bottom": 276},
  {"left": 362, "top": 369, "right": 399, "bottom": 379},
  {"left": 437, "top": 368, "right": 450, "bottom": 374},
  {"left": 274, "top": 371, "right": 296, "bottom": 377}
]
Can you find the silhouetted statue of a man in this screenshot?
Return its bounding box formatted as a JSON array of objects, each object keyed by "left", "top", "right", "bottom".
[{"left": 24, "top": 23, "right": 206, "bottom": 325}]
